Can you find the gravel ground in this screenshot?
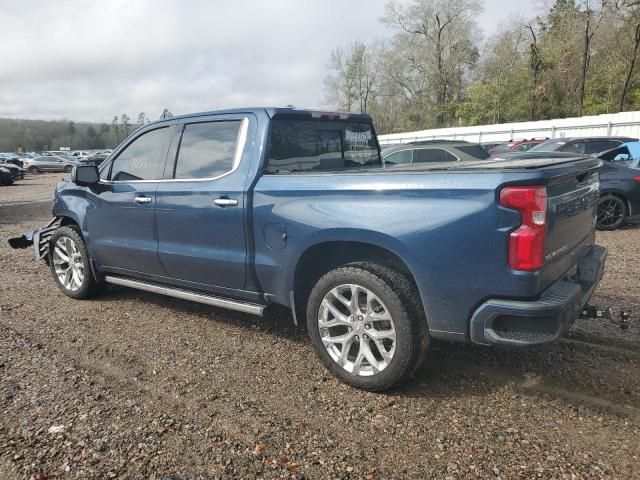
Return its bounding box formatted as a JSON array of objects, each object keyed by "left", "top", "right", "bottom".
[{"left": 1, "top": 174, "right": 639, "bottom": 479}]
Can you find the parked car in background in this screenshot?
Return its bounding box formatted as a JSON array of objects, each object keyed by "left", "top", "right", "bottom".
[
  {"left": 524, "top": 137, "right": 637, "bottom": 155},
  {"left": 0, "top": 166, "right": 16, "bottom": 185},
  {"left": 41, "top": 151, "right": 70, "bottom": 157},
  {"left": 488, "top": 139, "right": 548, "bottom": 155},
  {"left": 78, "top": 152, "right": 109, "bottom": 166},
  {"left": 21, "top": 156, "right": 76, "bottom": 174},
  {"left": 71, "top": 150, "right": 91, "bottom": 158},
  {"left": 0, "top": 153, "right": 25, "bottom": 168},
  {"left": 594, "top": 141, "right": 640, "bottom": 230},
  {"left": 0, "top": 159, "right": 25, "bottom": 180},
  {"left": 382, "top": 140, "right": 490, "bottom": 165}
]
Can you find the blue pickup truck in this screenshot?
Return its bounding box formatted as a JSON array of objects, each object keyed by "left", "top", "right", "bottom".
[{"left": 10, "top": 108, "right": 607, "bottom": 390}]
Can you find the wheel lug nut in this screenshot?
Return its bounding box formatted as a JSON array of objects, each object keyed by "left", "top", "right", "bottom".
[
  {"left": 354, "top": 335, "right": 359, "bottom": 342},
  {"left": 349, "top": 316, "right": 354, "bottom": 321},
  {"left": 365, "top": 324, "right": 371, "bottom": 330},
  {"left": 363, "top": 334, "right": 369, "bottom": 340},
  {"left": 357, "top": 315, "right": 364, "bottom": 321},
  {"left": 348, "top": 327, "right": 352, "bottom": 332}
]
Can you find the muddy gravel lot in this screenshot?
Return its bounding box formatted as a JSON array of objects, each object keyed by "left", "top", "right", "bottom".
[{"left": 1, "top": 174, "right": 639, "bottom": 479}]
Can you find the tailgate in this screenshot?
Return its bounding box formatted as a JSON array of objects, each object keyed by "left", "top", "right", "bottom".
[{"left": 545, "top": 167, "right": 599, "bottom": 264}]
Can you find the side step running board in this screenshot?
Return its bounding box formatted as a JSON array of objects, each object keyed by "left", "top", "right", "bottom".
[{"left": 104, "top": 276, "right": 265, "bottom": 316}]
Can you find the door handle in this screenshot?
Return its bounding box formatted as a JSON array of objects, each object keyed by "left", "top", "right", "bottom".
[
  {"left": 213, "top": 197, "right": 238, "bottom": 207},
  {"left": 134, "top": 196, "right": 152, "bottom": 204}
]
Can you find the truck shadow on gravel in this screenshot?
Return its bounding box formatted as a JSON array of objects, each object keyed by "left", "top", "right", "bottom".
[
  {"left": 97, "top": 285, "right": 305, "bottom": 341},
  {"left": 401, "top": 339, "right": 640, "bottom": 418},
  {"left": 97, "top": 286, "right": 640, "bottom": 418}
]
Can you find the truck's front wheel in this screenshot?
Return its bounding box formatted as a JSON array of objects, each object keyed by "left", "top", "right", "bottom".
[
  {"left": 306, "top": 263, "right": 426, "bottom": 391},
  {"left": 48, "top": 226, "right": 103, "bottom": 300}
]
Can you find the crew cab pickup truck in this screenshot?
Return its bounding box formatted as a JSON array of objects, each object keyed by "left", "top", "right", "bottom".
[{"left": 10, "top": 108, "right": 607, "bottom": 391}]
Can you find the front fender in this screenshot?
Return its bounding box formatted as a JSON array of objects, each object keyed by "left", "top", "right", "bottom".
[{"left": 53, "top": 187, "right": 98, "bottom": 252}]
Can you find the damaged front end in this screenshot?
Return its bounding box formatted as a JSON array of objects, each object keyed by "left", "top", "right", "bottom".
[{"left": 8, "top": 217, "right": 62, "bottom": 261}]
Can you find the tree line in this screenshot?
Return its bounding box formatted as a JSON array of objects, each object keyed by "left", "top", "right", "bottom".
[
  {"left": 324, "top": 0, "right": 640, "bottom": 134},
  {"left": 0, "top": 109, "right": 173, "bottom": 152}
]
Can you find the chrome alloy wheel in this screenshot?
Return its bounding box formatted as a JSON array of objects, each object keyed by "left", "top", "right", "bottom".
[
  {"left": 318, "top": 284, "right": 396, "bottom": 376},
  {"left": 53, "top": 237, "right": 85, "bottom": 292}
]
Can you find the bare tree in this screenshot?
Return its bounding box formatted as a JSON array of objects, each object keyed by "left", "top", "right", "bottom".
[
  {"left": 577, "top": 0, "right": 608, "bottom": 115},
  {"left": 525, "top": 23, "right": 542, "bottom": 120},
  {"left": 324, "top": 41, "right": 383, "bottom": 113},
  {"left": 324, "top": 45, "right": 357, "bottom": 112},
  {"left": 383, "top": 0, "right": 481, "bottom": 127},
  {"left": 120, "top": 114, "right": 130, "bottom": 137},
  {"left": 111, "top": 116, "right": 120, "bottom": 143},
  {"left": 615, "top": 1, "right": 640, "bottom": 110}
]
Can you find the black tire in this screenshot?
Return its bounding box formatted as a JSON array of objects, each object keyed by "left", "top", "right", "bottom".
[
  {"left": 48, "top": 226, "right": 103, "bottom": 300},
  {"left": 64, "top": 165, "right": 73, "bottom": 173},
  {"left": 596, "top": 194, "right": 626, "bottom": 231},
  {"left": 29, "top": 166, "right": 40, "bottom": 174},
  {"left": 306, "top": 262, "right": 427, "bottom": 391}
]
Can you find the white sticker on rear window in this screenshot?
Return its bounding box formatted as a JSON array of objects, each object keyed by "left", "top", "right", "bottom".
[{"left": 345, "top": 129, "right": 373, "bottom": 159}]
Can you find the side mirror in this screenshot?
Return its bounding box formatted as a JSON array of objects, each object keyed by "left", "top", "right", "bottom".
[{"left": 72, "top": 165, "right": 100, "bottom": 186}]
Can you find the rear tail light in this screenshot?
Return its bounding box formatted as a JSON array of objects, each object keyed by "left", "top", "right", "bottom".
[
  {"left": 499, "top": 185, "right": 547, "bottom": 271},
  {"left": 633, "top": 175, "right": 640, "bottom": 184}
]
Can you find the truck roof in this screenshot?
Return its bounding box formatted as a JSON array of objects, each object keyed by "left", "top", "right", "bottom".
[{"left": 155, "top": 107, "right": 372, "bottom": 125}]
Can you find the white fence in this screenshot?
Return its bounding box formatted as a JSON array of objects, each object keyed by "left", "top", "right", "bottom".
[{"left": 377, "top": 111, "right": 640, "bottom": 145}]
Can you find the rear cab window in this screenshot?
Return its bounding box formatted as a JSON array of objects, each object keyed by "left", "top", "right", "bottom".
[{"left": 266, "top": 119, "right": 380, "bottom": 174}]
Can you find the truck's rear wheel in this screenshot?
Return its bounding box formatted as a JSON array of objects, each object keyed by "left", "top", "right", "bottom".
[
  {"left": 48, "top": 226, "right": 103, "bottom": 299},
  {"left": 306, "top": 262, "right": 426, "bottom": 391}
]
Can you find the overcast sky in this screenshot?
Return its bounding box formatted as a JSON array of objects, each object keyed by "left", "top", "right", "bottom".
[{"left": 0, "top": 0, "right": 537, "bottom": 122}]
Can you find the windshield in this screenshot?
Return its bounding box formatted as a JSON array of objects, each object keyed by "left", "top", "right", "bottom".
[
  {"left": 266, "top": 119, "right": 381, "bottom": 174},
  {"left": 490, "top": 143, "right": 512, "bottom": 154},
  {"left": 528, "top": 139, "right": 568, "bottom": 152}
]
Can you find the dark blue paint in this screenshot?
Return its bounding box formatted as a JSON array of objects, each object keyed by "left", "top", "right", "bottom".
[{"left": 50, "top": 107, "right": 603, "bottom": 342}]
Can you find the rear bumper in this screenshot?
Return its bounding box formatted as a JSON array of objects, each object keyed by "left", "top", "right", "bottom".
[{"left": 470, "top": 244, "right": 607, "bottom": 346}]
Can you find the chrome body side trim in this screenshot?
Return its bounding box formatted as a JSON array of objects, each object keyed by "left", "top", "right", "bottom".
[
  {"left": 104, "top": 275, "right": 265, "bottom": 315},
  {"left": 101, "top": 117, "right": 250, "bottom": 184}
]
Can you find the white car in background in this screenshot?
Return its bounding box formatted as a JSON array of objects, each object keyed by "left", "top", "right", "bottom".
[{"left": 71, "top": 150, "right": 91, "bottom": 158}]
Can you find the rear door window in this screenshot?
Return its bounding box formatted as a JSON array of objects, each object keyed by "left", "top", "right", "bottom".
[
  {"left": 267, "top": 119, "right": 380, "bottom": 174},
  {"left": 174, "top": 121, "right": 241, "bottom": 179},
  {"left": 585, "top": 140, "right": 621, "bottom": 154},
  {"left": 413, "top": 148, "right": 457, "bottom": 163},
  {"left": 457, "top": 144, "right": 491, "bottom": 159}
]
